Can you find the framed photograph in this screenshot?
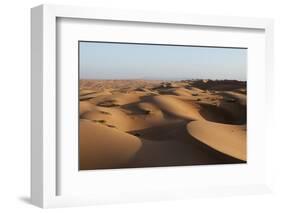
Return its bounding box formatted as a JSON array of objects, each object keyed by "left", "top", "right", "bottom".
[{"left": 31, "top": 4, "right": 274, "bottom": 208}]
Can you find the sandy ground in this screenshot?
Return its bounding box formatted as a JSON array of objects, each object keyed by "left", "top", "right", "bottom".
[{"left": 79, "top": 79, "right": 247, "bottom": 170}]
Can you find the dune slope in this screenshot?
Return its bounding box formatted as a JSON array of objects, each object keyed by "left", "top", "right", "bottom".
[
  {"left": 152, "top": 95, "right": 203, "bottom": 120},
  {"left": 79, "top": 120, "right": 142, "bottom": 170},
  {"left": 187, "top": 120, "right": 246, "bottom": 161}
]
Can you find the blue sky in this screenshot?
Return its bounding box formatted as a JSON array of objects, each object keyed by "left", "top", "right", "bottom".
[{"left": 79, "top": 41, "right": 247, "bottom": 81}]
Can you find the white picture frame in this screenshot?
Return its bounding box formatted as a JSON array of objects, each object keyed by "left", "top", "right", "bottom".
[{"left": 31, "top": 4, "right": 274, "bottom": 208}]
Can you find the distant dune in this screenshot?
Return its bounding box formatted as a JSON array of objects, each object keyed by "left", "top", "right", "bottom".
[{"left": 79, "top": 79, "right": 247, "bottom": 170}]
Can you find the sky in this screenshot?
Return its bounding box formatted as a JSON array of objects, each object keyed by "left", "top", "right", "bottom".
[{"left": 79, "top": 41, "right": 247, "bottom": 81}]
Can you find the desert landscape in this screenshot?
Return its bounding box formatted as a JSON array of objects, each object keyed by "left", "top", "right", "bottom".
[{"left": 79, "top": 79, "right": 247, "bottom": 170}]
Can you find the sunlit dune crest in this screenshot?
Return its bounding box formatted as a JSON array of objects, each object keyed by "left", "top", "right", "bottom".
[{"left": 187, "top": 121, "right": 246, "bottom": 161}]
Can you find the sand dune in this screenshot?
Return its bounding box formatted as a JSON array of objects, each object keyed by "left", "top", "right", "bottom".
[
  {"left": 137, "top": 102, "right": 163, "bottom": 116},
  {"left": 80, "top": 89, "right": 95, "bottom": 96},
  {"left": 81, "top": 106, "right": 152, "bottom": 131},
  {"left": 152, "top": 95, "right": 203, "bottom": 120},
  {"left": 80, "top": 101, "right": 95, "bottom": 116},
  {"left": 79, "top": 119, "right": 142, "bottom": 170},
  {"left": 221, "top": 91, "right": 247, "bottom": 106},
  {"left": 127, "top": 121, "right": 243, "bottom": 167},
  {"left": 79, "top": 79, "right": 247, "bottom": 169},
  {"left": 87, "top": 92, "right": 145, "bottom": 107},
  {"left": 187, "top": 121, "right": 246, "bottom": 161},
  {"left": 172, "top": 87, "right": 201, "bottom": 97}
]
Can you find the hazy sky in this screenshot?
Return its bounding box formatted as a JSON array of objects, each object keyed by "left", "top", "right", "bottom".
[{"left": 79, "top": 41, "right": 247, "bottom": 81}]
